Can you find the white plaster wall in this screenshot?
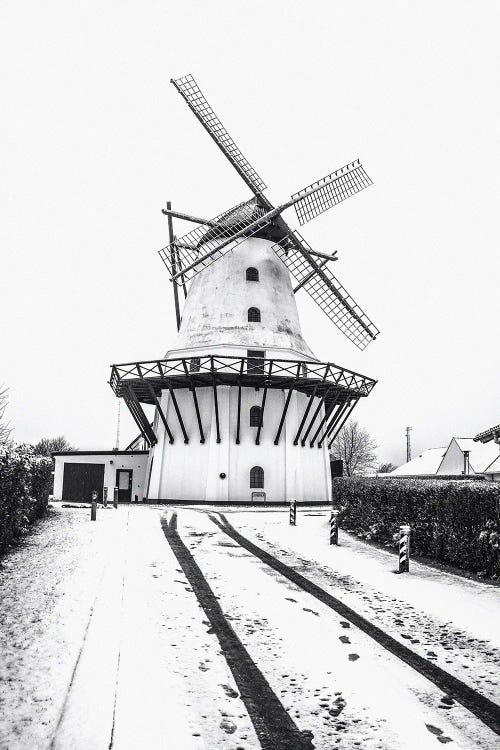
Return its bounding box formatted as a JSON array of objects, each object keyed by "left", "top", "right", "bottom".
[
  {"left": 53, "top": 453, "right": 149, "bottom": 501},
  {"left": 146, "top": 386, "right": 332, "bottom": 503},
  {"left": 167, "top": 238, "right": 317, "bottom": 360}
]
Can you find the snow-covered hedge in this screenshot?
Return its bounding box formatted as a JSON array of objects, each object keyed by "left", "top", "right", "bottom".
[
  {"left": 0, "top": 445, "right": 53, "bottom": 555},
  {"left": 332, "top": 477, "right": 500, "bottom": 578}
]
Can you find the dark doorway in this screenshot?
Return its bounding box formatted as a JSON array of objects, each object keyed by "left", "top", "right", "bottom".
[
  {"left": 62, "top": 463, "right": 105, "bottom": 503},
  {"left": 116, "top": 469, "right": 133, "bottom": 503}
]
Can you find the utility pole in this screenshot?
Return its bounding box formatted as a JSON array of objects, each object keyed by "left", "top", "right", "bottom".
[
  {"left": 115, "top": 400, "right": 121, "bottom": 451},
  {"left": 405, "top": 426, "right": 412, "bottom": 463}
]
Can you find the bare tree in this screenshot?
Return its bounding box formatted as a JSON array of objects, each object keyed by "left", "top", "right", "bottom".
[
  {"left": 378, "top": 461, "right": 398, "bottom": 474},
  {"left": 33, "top": 436, "right": 75, "bottom": 456},
  {"left": 330, "top": 420, "right": 377, "bottom": 477},
  {"left": 0, "top": 384, "right": 13, "bottom": 449}
]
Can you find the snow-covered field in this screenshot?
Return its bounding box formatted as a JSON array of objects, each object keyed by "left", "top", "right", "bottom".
[{"left": 0, "top": 504, "right": 498, "bottom": 749}]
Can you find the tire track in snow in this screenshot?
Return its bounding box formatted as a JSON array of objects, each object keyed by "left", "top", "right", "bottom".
[
  {"left": 160, "top": 513, "right": 315, "bottom": 750},
  {"left": 208, "top": 512, "right": 500, "bottom": 737}
]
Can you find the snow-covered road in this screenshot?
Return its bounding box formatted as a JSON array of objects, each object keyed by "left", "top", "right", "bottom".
[{"left": 0, "top": 504, "right": 498, "bottom": 749}]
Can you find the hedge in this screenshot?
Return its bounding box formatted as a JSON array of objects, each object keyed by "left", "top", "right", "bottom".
[
  {"left": 0, "top": 445, "right": 53, "bottom": 556},
  {"left": 332, "top": 477, "right": 500, "bottom": 578}
]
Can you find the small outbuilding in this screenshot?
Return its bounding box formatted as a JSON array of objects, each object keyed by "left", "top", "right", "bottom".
[{"left": 52, "top": 451, "right": 149, "bottom": 503}]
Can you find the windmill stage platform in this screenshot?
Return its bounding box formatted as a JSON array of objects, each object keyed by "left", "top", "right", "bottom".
[{"left": 110, "top": 354, "right": 376, "bottom": 450}]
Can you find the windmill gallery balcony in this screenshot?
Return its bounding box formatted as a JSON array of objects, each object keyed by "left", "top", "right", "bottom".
[{"left": 109, "top": 354, "right": 376, "bottom": 450}]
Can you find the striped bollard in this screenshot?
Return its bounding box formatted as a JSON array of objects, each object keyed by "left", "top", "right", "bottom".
[
  {"left": 289, "top": 497, "right": 297, "bottom": 526},
  {"left": 399, "top": 525, "right": 411, "bottom": 573},
  {"left": 113, "top": 486, "right": 118, "bottom": 509},
  {"left": 329, "top": 509, "right": 339, "bottom": 545}
]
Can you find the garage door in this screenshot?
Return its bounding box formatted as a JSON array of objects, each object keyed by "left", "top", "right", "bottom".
[{"left": 62, "top": 463, "right": 105, "bottom": 503}]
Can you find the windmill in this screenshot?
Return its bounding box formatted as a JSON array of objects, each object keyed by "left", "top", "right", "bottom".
[
  {"left": 109, "top": 74, "right": 378, "bottom": 504},
  {"left": 160, "top": 74, "right": 379, "bottom": 351}
]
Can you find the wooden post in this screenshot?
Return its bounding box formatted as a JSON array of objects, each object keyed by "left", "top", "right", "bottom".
[
  {"left": 91, "top": 490, "right": 98, "bottom": 521},
  {"left": 167, "top": 201, "right": 181, "bottom": 332}
]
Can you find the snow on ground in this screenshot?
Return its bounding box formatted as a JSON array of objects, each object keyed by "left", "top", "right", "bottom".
[
  {"left": 173, "top": 507, "right": 499, "bottom": 750},
  {"left": 0, "top": 503, "right": 498, "bottom": 749},
  {"left": 215, "top": 508, "right": 500, "bottom": 701},
  {"left": 0, "top": 505, "right": 259, "bottom": 750}
]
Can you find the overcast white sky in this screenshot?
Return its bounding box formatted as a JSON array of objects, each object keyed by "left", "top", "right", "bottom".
[{"left": 1, "top": 1, "right": 499, "bottom": 465}]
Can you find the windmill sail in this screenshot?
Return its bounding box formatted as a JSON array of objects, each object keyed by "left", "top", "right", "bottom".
[
  {"left": 271, "top": 232, "right": 379, "bottom": 350},
  {"left": 159, "top": 198, "right": 271, "bottom": 283},
  {"left": 171, "top": 74, "right": 267, "bottom": 196},
  {"left": 291, "top": 160, "right": 372, "bottom": 226}
]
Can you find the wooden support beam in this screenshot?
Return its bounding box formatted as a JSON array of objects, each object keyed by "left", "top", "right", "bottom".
[
  {"left": 236, "top": 383, "right": 242, "bottom": 445},
  {"left": 310, "top": 391, "right": 342, "bottom": 447},
  {"left": 144, "top": 381, "right": 174, "bottom": 444},
  {"left": 293, "top": 365, "right": 327, "bottom": 445},
  {"left": 167, "top": 201, "right": 181, "bottom": 331},
  {"left": 293, "top": 258, "right": 329, "bottom": 294},
  {"left": 162, "top": 207, "right": 217, "bottom": 227},
  {"left": 293, "top": 383, "right": 321, "bottom": 446},
  {"left": 182, "top": 360, "right": 204, "bottom": 443},
  {"left": 211, "top": 359, "right": 221, "bottom": 444},
  {"left": 191, "top": 383, "right": 205, "bottom": 443},
  {"left": 274, "top": 364, "right": 301, "bottom": 445},
  {"left": 167, "top": 383, "right": 189, "bottom": 444},
  {"left": 328, "top": 399, "right": 360, "bottom": 450},
  {"left": 125, "top": 386, "right": 157, "bottom": 446},
  {"left": 174, "top": 244, "right": 188, "bottom": 300},
  {"left": 301, "top": 384, "right": 333, "bottom": 446},
  {"left": 255, "top": 362, "right": 272, "bottom": 445},
  {"left": 235, "top": 359, "right": 245, "bottom": 445},
  {"left": 123, "top": 392, "right": 150, "bottom": 446},
  {"left": 320, "top": 401, "right": 350, "bottom": 446}
]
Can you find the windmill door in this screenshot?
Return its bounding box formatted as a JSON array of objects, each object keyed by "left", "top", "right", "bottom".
[{"left": 116, "top": 469, "right": 133, "bottom": 503}]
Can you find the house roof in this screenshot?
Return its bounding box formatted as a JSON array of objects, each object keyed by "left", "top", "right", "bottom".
[
  {"left": 389, "top": 447, "right": 446, "bottom": 476},
  {"left": 452, "top": 438, "right": 500, "bottom": 473},
  {"left": 484, "top": 455, "right": 500, "bottom": 474},
  {"left": 474, "top": 423, "right": 500, "bottom": 444}
]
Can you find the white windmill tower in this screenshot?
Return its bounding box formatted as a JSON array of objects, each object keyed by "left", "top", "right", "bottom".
[{"left": 110, "top": 75, "right": 378, "bottom": 503}]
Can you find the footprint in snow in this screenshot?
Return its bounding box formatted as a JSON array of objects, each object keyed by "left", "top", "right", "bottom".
[
  {"left": 348, "top": 654, "right": 359, "bottom": 661},
  {"left": 220, "top": 683, "right": 239, "bottom": 698},
  {"left": 303, "top": 608, "right": 319, "bottom": 616},
  {"left": 426, "top": 724, "right": 453, "bottom": 743},
  {"left": 285, "top": 598, "right": 297, "bottom": 603},
  {"left": 339, "top": 635, "right": 351, "bottom": 644},
  {"left": 219, "top": 718, "right": 237, "bottom": 734}
]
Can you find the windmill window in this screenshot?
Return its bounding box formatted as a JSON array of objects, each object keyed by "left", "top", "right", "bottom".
[
  {"left": 250, "top": 405, "right": 261, "bottom": 427},
  {"left": 248, "top": 307, "right": 261, "bottom": 323},
  {"left": 246, "top": 267, "right": 259, "bottom": 282},
  {"left": 250, "top": 466, "right": 264, "bottom": 488},
  {"left": 247, "top": 349, "right": 265, "bottom": 375},
  {"left": 189, "top": 357, "right": 201, "bottom": 373}
]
